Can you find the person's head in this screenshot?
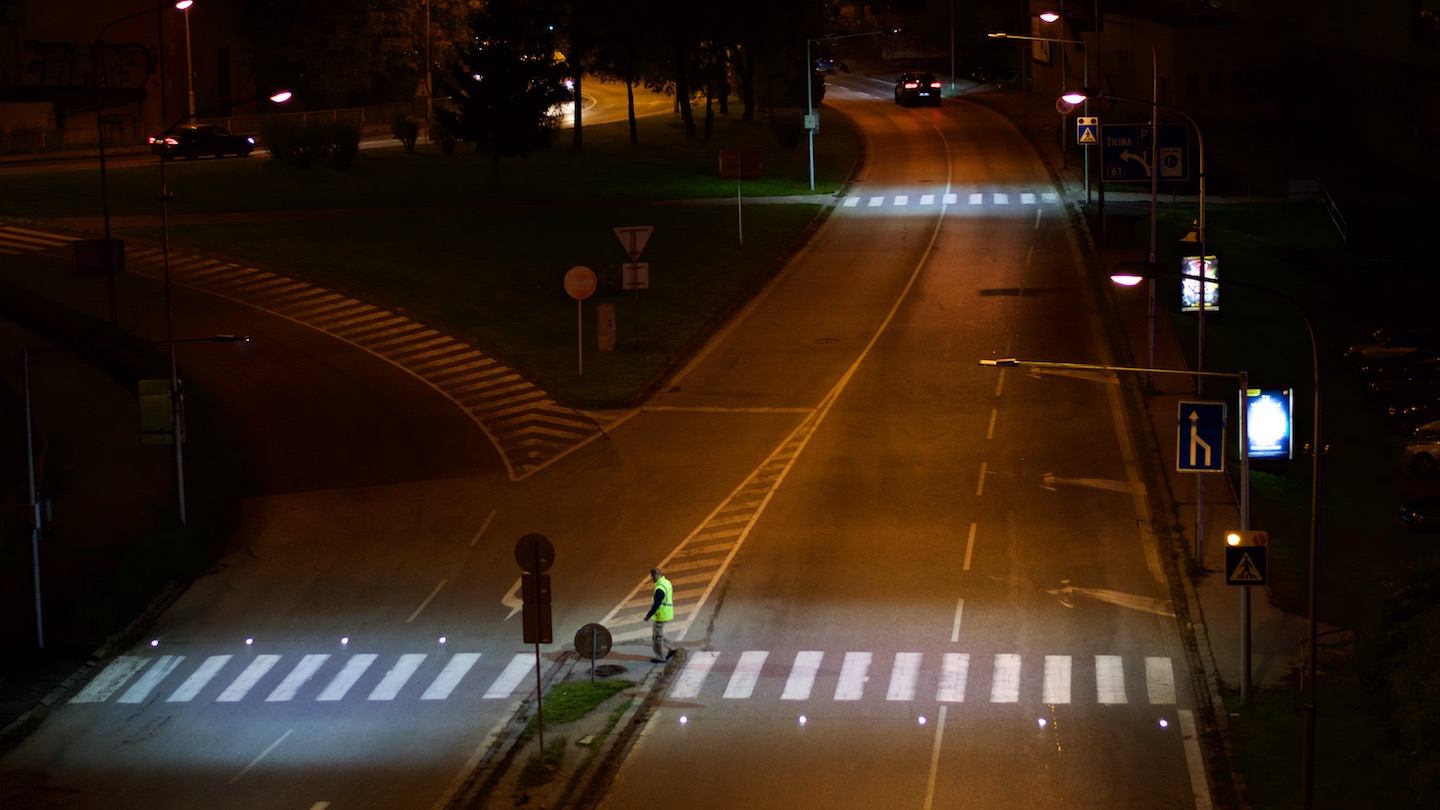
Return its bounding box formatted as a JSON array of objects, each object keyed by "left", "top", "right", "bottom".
[{"left": 650, "top": 567, "right": 662, "bottom": 581}]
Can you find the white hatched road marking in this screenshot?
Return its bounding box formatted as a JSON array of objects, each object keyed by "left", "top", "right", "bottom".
[
  {"left": 886, "top": 652, "right": 922, "bottom": 701},
  {"left": 937, "top": 653, "right": 969, "bottom": 703},
  {"left": 267, "top": 654, "right": 330, "bottom": 702},
  {"left": 483, "top": 654, "right": 535, "bottom": 699},
  {"left": 368, "top": 653, "right": 426, "bottom": 700},
  {"left": 723, "top": 651, "right": 768, "bottom": 699},
  {"left": 1096, "top": 654, "right": 1128, "bottom": 704},
  {"left": 71, "top": 656, "right": 150, "bottom": 703},
  {"left": 671, "top": 651, "right": 721, "bottom": 700},
  {"left": 1043, "top": 655, "right": 1072, "bottom": 704},
  {"left": 317, "top": 654, "right": 378, "bottom": 701},
  {"left": 168, "top": 654, "right": 232, "bottom": 702},
  {"left": 218, "top": 655, "right": 281, "bottom": 702},
  {"left": 782, "top": 651, "right": 824, "bottom": 700},
  {"left": 117, "top": 655, "right": 184, "bottom": 704},
  {"left": 991, "top": 654, "right": 1021, "bottom": 703},
  {"left": 422, "top": 653, "right": 483, "bottom": 700},
  {"left": 834, "top": 652, "right": 871, "bottom": 701},
  {"left": 1146, "top": 656, "right": 1177, "bottom": 704}
]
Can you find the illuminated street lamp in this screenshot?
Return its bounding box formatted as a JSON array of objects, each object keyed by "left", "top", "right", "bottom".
[
  {"left": 1110, "top": 264, "right": 1324, "bottom": 806},
  {"left": 1042, "top": 10, "right": 1162, "bottom": 372},
  {"left": 177, "top": 0, "right": 196, "bottom": 116},
  {"left": 806, "top": 28, "right": 897, "bottom": 191},
  {"left": 154, "top": 91, "right": 290, "bottom": 524}
]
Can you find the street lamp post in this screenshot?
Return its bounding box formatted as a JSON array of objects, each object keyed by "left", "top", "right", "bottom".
[
  {"left": 178, "top": 0, "right": 195, "bottom": 117},
  {"left": 153, "top": 92, "right": 289, "bottom": 524},
  {"left": 806, "top": 28, "right": 896, "bottom": 191},
  {"left": 1110, "top": 265, "right": 1324, "bottom": 804},
  {"left": 21, "top": 335, "right": 248, "bottom": 648},
  {"left": 1043, "top": 11, "right": 1160, "bottom": 371}
]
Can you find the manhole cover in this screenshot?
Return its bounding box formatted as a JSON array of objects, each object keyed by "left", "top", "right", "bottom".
[
  {"left": 590, "top": 664, "right": 627, "bottom": 678},
  {"left": 815, "top": 337, "right": 840, "bottom": 345}
]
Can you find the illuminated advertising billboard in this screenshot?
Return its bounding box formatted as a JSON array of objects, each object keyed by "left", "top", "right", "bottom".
[
  {"left": 1245, "top": 387, "right": 1293, "bottom": 460},
  {"left": 1180, "top": 255, "right": 1218, "bottom": 312}
]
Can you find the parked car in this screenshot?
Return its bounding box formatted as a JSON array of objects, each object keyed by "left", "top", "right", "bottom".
[
  {"left": 1404, "top": 433, "right": 1440, "bottom": 477},
  {"left": 894, "top": 71, "right": 942, "bottom": 106},
  {"left": 1343, "top": 328, "right": 1440, "bottom": 374},
  {"left": 1385, "top": 396, "right": 1440, "bottom": 433},
  {"left": 1399, "top": 493, "right": 1440, "bottom": 531},
  {"left": 149, "top": 124, "right": 256, "bottom": 160},
  {"left": 1366, "top": 357, "right": 1440, "bottom": 409}
]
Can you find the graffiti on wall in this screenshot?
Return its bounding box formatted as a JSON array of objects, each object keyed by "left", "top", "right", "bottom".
[{"left": 23, "top": 40, "right": 156, "bottom": 89}]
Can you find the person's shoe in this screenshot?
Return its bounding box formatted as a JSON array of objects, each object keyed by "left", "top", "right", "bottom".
[
  {"left": 650, "top": 658, "right": 666, "bottom": 663},
  {"left": 666, "top": 649, "right": 677, "bottom": 660}
]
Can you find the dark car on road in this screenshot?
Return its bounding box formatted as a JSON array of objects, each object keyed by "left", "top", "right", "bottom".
[
  {"left": 895, "top": 71, "right": 942, "bottom": 106},
  {"left": 1400, "top": 493, "right": 1440, "bottom": 531},
  {"left": 149, "top": 124, "right": 256, "bottom": 160}
]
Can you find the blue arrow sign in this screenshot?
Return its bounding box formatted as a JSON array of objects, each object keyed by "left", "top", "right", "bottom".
[
  {"left": 1101, "top": 123, "right": 1188, "bottom": 182},
  {"left": 1177, "top": 400, "right": 1226, "bottom": 472}
]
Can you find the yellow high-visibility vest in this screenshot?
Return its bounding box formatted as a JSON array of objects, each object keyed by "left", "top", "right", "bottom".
[{"left": 654, "top": 576, "right": 674, "bottom": 622}]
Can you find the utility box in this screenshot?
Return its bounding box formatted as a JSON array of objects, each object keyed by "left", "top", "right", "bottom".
[{"left": 598, "top": 302, "right": 616, "bottom": 352}]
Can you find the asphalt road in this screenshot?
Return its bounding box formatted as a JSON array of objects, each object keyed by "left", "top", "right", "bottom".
[
  {"left": 592, "top": 76, "right": 1205, "bottom": 808},
  {"left": 0, "top": 74, "right": 1208, "bottom": 809}
]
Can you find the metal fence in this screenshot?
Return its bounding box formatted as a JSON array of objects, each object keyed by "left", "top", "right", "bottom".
[{"left": 0, "top": 99, "right": 428, "bottom": 157}]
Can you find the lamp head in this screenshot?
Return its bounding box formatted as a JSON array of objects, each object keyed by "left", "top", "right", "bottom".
[
  {"left": 1039, "top": 11, "right": 1062, "bottom": 22},
  {"left": 1109, "top": 261, "right": 1163, "bottom": 287},
  {"left": 1060, "top": 88, "right": 1097, "bottom": 105}
]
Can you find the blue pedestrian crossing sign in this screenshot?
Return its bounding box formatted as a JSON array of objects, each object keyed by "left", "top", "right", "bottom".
[
  {"left": 1225, "top": 546, "right": 1267, "bottom": 586},
  {"left": 1077, "top": 117, "right": 1099, "bottom": 146},
  {"left": 1177, "top": 400, "right": 1226, "bottom": 472}
]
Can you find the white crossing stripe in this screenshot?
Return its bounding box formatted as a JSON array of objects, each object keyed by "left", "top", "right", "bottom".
[
  {"left": 835, "top": 652, "right": 871, "bottom": 701},
  {"left": 937, "top": 653, "right": 969, "bottom": 702},
  {"left": 117, "top": 655, "right": 185, "bottom": 704},
  {"left": 887, "top": 652, "right": 922, "bottom": 701},
  {"left": 842, "top": 197, "right": 859, "bottom": 208},
  {"left": 1096, "top": 655, "right": 1127, "bottom": 704},
  {"left": 782, "top": 651, "right": 823, "bottom": 700},
  {"left": 1146, "top": 656, "right": 1176, "bottom": 704},
  {"left": 218, "top": 655, "right": 281, "bottom": 702},
  {"left": 994, "top": 192, "right": 1010, "bottom": 204},
  {"left": 894, "top": 195, "right": 909, "bottom": 206},
  {"left": 267, "top": 654, "right": 330, "bottom": 702},
  {"left": 483, "top": 653, "right": 536, "bottom": 699},
  {"left": 168, "top": 655, "right": 232, "bottom": 702},
  {"left": 671, "top": 650, "right": 721, "bottom": 700},
  {"left": 1043, "top": 655, "right": 1071, "bottom": 704},
  {"left": 724, "top": 651, "right": 768, "bottom": 699},
  {"left": 1043, "top": 192, "right": 1061, "bottom": 203},
  {"left": 422, "top": 653, "right": 482, "bottom": 700},
  {"left": 317, "top": 654, "right": 377, "bottom": 701},
  {"left": 943, "top": 193, "right": 958, "bottom": 204},
  {"left": 968, "top": 193, "right": 983, "bottom": 205},
  {"left": 991, "top": 654, "right": 1021, "bottom": 703},
  {"left": 72, "top": 656, "right": 150, "bottom": 703},
  {"left": 867, "top": 196, "right": 883, "bottom": 207},
  {"left": 368, "top": 653, "right": 426, "bottom": 700},
  {"left": 920, "top": 194, "right": 935, "bottom": 205},
  {"left": 1021, "top": 192, "right": 1037, "bottom": 204}
]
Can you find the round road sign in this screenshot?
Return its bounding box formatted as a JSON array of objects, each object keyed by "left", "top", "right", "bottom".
[
  {"left": 574, "top": 623, "right": 612, "bottom": 660},
  {"left": 514, "top": 533, "right": 555, "bottom": 573},
  {"left": 564, "top": 265, "right": 597, "bottom": 301}
]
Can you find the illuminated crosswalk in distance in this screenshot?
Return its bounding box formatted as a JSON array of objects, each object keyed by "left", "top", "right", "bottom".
[{"left": 667, "top": 650, "right": 1179, "bottom": 707}]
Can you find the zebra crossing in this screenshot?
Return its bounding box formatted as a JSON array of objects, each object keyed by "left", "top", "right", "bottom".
[
  {"left": 70, "top": 649, "right": 537, "bottom": 707},
  {"left": 0, "top": 222, "right": 599, "bottom": 479},
  {"left": 667, "top": 650, "right": 1178, "bottom": 707},
  {"left": 839, "top": 190, "right": 1062, "bottom": 209}
]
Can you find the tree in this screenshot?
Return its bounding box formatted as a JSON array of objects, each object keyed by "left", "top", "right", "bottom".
[{"left": 437, "top": 0, "right": 573, "bottom": 180}]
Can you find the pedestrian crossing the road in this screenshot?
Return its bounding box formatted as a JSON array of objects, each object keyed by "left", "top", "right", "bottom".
[
  {"left": 667, "top": 650, "right": 1178, "bottom": 707},
  {"left": 71, "top": 649, "right": 536, "bottom": 707},
  {"left": 839, "top": 190, "right": 1062, "bottom": 209},
  {"left": 69, "top": 648, "right": 1177, "bottom": 708}
]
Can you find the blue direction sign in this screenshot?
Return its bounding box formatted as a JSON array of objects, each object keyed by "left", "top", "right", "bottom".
[
  {"left": 1101, "top": 123, "right": 1188, "bottom": 183},
  {"left": 1225, "top": 546, "right": 1267, "bottom": 586},
  {"left": 1177, "top": 400, "right": 1226, "bottom": 472}
]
